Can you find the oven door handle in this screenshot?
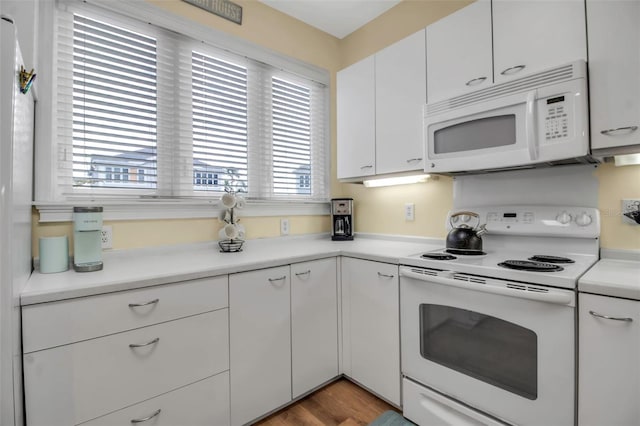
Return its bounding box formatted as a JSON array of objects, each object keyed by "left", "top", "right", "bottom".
[{"left": 400, "top": 269, "right": 573, "bottom": 306}]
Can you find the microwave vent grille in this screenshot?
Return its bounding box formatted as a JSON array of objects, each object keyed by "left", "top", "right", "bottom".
[{"left": 426, "top": 62, "right": 582, "bottom": 116}]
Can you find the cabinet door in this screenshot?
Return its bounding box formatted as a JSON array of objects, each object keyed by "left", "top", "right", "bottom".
[
  {"left": 492, "top": 0, "right": 587, "bottom": 84},
  {"left": 291, "top": 258, "right": 338, "bottom": 398},
  {"left": 337, "top": 56, "right": 376, "bottom": 179},
  {"left": 578, "top": 294, "right": 640, "bottom": 426},
  {"left": 426, "top": 0, "right": 493, "bottom": 103},
  {"left": 587, "top": 0, "right": 640, "bottom": 153},
  {"left": 230, "top": 266, "right": 291, "bottom": 426},
  {"left": 342, "top": 257, "right": 400, "bottom": 405},
  {"left": 375, "top": 29, "right": 426, "bottom": 173}
]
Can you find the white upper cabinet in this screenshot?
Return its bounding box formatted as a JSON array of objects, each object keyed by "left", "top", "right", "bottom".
[
  {"left": 337, "top": 56, "right": 376, "bottom": 179},
  {"left": 587, "top": 0, "right": 640, "bottom": 154},
  {"left": 492, "top": 0, "right": 587, "bottom": 84},
  {"left": 426, "top": 0, "right": 493, "bottom": 103},
  {"left": 375, "top": 29, "right": 426, "bottom": 174},
  {"left": 337, "top": 29, "right": 426, "bottom": 179},
  {"left": 426, "top": 0, "right": 587, "bottom": 103}
]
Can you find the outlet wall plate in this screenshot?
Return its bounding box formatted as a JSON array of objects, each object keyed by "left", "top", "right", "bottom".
[
  {"left": 280, "top": 218, "right": 290, "bottom": 236},
  {"left": 622, "top": 199, "right": 640, "bottom": 225},
  {"left": 101, "top": 225, "right": 113, "bottom": 249}
]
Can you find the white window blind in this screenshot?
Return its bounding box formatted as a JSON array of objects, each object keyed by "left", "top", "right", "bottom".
[
  {"left": 63, "top": 14, "right": 158, "bottom": 194},
  {"left": 54, "top": 3, "right": 329, "bottom": 202},
  {"left": 191, "top": 51, "right": 248, "bottom": 194}
]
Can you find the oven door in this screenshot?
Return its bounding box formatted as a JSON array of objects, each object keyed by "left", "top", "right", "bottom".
[{"left": 400, "top": 267, "right": 576, "bottom": 426}]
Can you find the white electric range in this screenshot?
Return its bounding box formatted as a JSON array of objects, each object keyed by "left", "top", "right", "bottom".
[{"left": 399, "top": 205, "right": 600, "bottom": 426}]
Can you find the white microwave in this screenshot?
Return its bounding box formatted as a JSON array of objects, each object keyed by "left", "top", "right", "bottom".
[{"left": 423, "top": 61, "right": 592, "bottom": 174}]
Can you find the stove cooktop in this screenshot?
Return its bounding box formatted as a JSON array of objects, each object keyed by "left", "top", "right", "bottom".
[{"left": 402, "top": 247, "right": 598, "bottom": 289}]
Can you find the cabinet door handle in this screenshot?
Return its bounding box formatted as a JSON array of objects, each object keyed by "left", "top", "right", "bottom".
[
  {"left": 295, "top": 270, "right": 311, "bottom": 277},
  {"left": 377, "top": 272, "right": 395, "bottom": 279},
  {"left": 360, "top": 165, "right": 373, "bottom": 169},
  {"left": 131, "top": 408, "right": 161, "bottom": 423},
  {"left": 406, "top": 158, "right": 422, "bottom": 163},
  {"left": 129, "top": 337, "right": 160, "bottom": 348},
  {"left": 589, "top": 310, "right": 633, "bottom": 322},
  {"left": 268, "top": 276, "right": 287, "bottom": 283},
  {"left": 465, "top": 76, "right": 487, "bottom": 87},
  {"left": 128, "top": 298, "right": 159, "bottom": 308},
  {"left": 600, "top": 126, "right": 638, "bottom": 136},
  {"left": 500, "top": 64, "right": 526, "bottom": 76}
]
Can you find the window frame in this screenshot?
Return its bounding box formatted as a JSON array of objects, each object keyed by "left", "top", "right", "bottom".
[{"left": 34, "top": 0, "right": 331, "bottom": 222}]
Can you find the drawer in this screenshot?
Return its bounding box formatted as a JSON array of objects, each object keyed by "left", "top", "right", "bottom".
[
  {"left": 24, "top": 309, "right": 229, "bottom": 426},
  {"left": 402, "top": 378, "right": 507, "bottom": 426},
  {"left": 23, "top": 275, "right": 228, "bottom": 353},
  {"left": 80, "top": 372, "right": 230, "bottom": 426}
]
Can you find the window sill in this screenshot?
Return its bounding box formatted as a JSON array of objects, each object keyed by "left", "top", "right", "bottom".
[{"left": 35, "top": 200, "right": 330, "bottom": 223}]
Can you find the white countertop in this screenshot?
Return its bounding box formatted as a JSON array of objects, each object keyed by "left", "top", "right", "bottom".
[
  {"left": 578, "top": 258, "right": 640, "bottom": 300},
  {"left": 21, "top": 234, "right": 442, "bottom": 306}
]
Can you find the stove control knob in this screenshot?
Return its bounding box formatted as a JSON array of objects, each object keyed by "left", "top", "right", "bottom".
[
  {"left": 556, "top": 211, "right": 572, "bottom": 225},
  {"left": 576, "top": 212, "right": 592, "bottom": 227}
]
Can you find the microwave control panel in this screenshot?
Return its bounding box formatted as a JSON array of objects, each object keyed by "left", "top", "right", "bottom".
[{"left": 543, "top": 95, "right": 569, "bottom": 141}]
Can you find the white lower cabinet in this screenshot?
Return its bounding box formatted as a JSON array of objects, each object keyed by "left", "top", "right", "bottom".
[
  {"left": 579, "top": 293, "right": 640, "bottom": 426},
  {"left": 230, "top": 266, "right": 291, "bottom": 426},
  {"left": 22, "top": 276, "right": 230, "bottom": 426},
  {"left": 82, "top": 373, "right": 230, "bottom": 426},
  {"left": 24, "top": 310, "right": 229, "bottom": 426},
  {"left": 291, "top": 258, "right": 339, "bottom": 398},
  {"left": 230, "top": 259, "right": 339, "bottom": 425},
  {"left": 341, "top": 257, "right": 400, "bottom": 405}
]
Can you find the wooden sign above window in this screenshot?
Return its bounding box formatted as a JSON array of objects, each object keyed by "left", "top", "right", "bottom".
[{"left": 181, "top": 0, "right": 243, "bottom": 25}]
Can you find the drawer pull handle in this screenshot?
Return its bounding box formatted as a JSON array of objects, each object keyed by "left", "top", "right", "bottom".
[
  {"left": 131, "top": 408, "right": 161, "bottom": 423},
  {"left": 500, "top": 64, "right": 526, "bottom": 76},
  {"left": 128, "top": 298, "right": 159, "bottom": 308},
  {"left": 377, "top": 272, "right": 395, "bottom": 279},
  {"left": 406, "top": 158, "right": 422, "bottom": 163},
  {"left": 465, "top": 76, "right": 487, "bottom": 87},
  {"left": 295, "top": 270, "right": 311, "bottom": 277},
  {"left": 129, "top": 337, "right": 160, "bottom": 348},
  {"left": 589, "top": 310, "right": 633, "bottom": 322},
  {"left": 360, "top": 165, "right": 373, "bottom": 169},
  {"left": 268, "top": 276, "right": 287, "bottom": 283},
  {"left": 600, "top": 126, "right": 638, "bottom": 136}
]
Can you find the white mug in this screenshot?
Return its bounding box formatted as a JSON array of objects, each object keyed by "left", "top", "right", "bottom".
[
  {"left": 223, "top": 223, "right": 239, "bottom": 239},
  {"left": 221, "top": 193, "right": 236, "bottom": 209},
  {"left": 234, "top": 195, "right": 246, "bottom": 209},
  {"left": 236, "top": 224, "right": 246, "bottom": 239}
]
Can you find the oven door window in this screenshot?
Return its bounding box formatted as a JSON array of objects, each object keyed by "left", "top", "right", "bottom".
[
  {"left": 419, "top": 304, "right": 537, "bottom": 400},
  {"left": 433, "top": 114, "right": 516, "bottom": 154}
]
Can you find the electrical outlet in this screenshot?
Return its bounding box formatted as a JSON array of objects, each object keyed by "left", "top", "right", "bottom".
[
  {"left": 280, "top": 218, "right": 290, "bottom": 236},
  {"left": 101, "top": 225, "right": 113, "bottom": 249},
  {"left": 405, "top": 203, "right": 415, "bottom": 221},
  {"left": 622, "top": 199, "right": 640, "bottom": 225}
]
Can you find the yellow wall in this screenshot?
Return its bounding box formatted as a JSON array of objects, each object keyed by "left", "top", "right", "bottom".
[{"left": 31, "top": 0, "right": 640, "bottom": 255}]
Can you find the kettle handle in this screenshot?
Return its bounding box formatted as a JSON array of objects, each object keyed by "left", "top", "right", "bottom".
[{"left": 449, "top": 211, "right": 480, "bottom": 229}]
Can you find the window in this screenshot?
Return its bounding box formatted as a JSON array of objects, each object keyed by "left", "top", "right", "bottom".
[
  {"left": 71, "top": 14, "right": 158, "bottom": 191},
  {"left": 51, "top": 2, "right": 329, "bottom": 204}
]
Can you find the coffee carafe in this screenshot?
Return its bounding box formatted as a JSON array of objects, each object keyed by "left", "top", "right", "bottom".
[{"left": 331, "top": 198, "right": 354, "bottom": 241}]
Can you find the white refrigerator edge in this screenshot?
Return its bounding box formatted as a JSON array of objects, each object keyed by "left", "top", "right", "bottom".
[{"left": 0, "top": 16, "right": 35, "bottom": 426}]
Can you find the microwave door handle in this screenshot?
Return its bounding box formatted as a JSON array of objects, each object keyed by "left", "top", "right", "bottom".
[{"left": 526, "top": 90, "right": 538, "bottom": 161}]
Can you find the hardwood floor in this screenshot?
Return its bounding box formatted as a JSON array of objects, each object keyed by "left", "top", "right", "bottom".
[{"left": 254, "top": 378, "right": 399, "bottom": 426}]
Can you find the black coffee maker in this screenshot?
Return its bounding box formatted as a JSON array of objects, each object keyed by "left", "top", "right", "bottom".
[{"left": 331, "top": 198, "right": 354, "bottom": 241}]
